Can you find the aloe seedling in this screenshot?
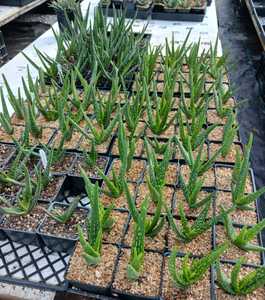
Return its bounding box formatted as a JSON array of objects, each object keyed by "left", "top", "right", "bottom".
[
  {"left": 0, "top": 167, "right": 42, "bottom": 216},
  {"left": 70, "top": 109, "right": 119, "bottom": 146},
  {"left": 207, "top": 39, "right": 228, "bottom": 80},
  {"left": 216, "top": 258, "right": 265, "bottom": 295},
  {"left": 2, "top": 74, "right": 24, "bottom": 120},
  {"left": 44, "top": 195, "right": 81, "bottom": 224},
  {"left": 127, "top": 198, "right": 147, "bottom": 281},
  {"left": 124, "top": 89, "right": 145, "bottom": 137},
  {"left": 167, "top": 199, "right": 213, "bottom": 243},
  {"left": 117, "top": 115, "right": 137, "bottom": 172},
  {"left": 23, "top": 101, "right": 43, "bottom": 139},
  {"left": 82, "top": 138, "right": 97, "bottom": 168},
  {"left": 179, "top": 169, "right": 212, "bottom": 209},
  {"left": 213, "top": 82, "right": 233, "bottom": 118},
  {"left": 124, "top": 180, "right": 165, "bottom": 238},
  {"left": 92, "top": 71, "right": 120, "bottom": 129},
  {"left": 221, "top": 111, "right": 239, "bottom": 158},
  {"left": 177, "top": 107, "right": 217, "bottom": 151},
  {"left": 138, "top": 46, "right": 161, "bottom": 85},
  {"left": 0, "top": 87, "right": 13, "bottom": 135},
  {"left": 78, "top": 170, "right": 114, "bottom": 265},
  {"left": 221, "top": 206, "right": 265, "bottom": 252},
  {"left": 169, "top": 243, "right": 228, "bottom": 289},
  {"left": 145, "top": 137, "right": 172, "bottom": 191},
  {"left": 146, "top": 69, "right": 177, "bottom": 135},
  {"left": 0, "top": 144, "right": 36, "bottom": 187},
  {"left": 175, "top": 136, "right": 221, "bottom": 176},
  {"left": 231, "top": 134, "right": 265, "bottom": 210}
]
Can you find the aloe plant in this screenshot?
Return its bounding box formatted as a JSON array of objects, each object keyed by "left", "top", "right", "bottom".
[
  {"left": 127, "top": 198, "right": 147, "bottom": 281},
  {"left": 2, "top": 74, "right": 24, "bottom": 120},
  {"left": 146, "top": 68, "right": 177, "bottom": 135},
  {"left": 117, "top": 115, "right": 136, "bottom": 172},
  {"left": 144, "top": 137, "right": 172, "bottom": 192},
  {"left": 222, "top": 207, "right": 265, "bottom": 252},
  {"left": 179, "top": 169, "right": 212, "bottom": 209},
  {"left": 92, "top": 71, "right": 120, "bottom": 129},
  {"left": 82, "top": 138, "right": 97, "bottom": 168},
  {"left": 175, "top": 136, "right": 221, "bottom": 176},
  {"left": 231, "top": 134, "right": 265, "bottom": 210},
  {"left": 124, "top": 180, "right": 165, "bottom": 238},
  {"left": 216, "top": 258, "right": 265, "bottom": 295},
  {"left": 70, "top": 109, "right": 119, "bottom": 146},
  {"left": 0, "top": 87, "right": 13, "bottom": 135},
  {"left": 0, "top": 167, "right": 42, "bottom": 216},
  {"left": 167, "top": 199, "right": 213, "bottom": 243},
  {"left": 44, "top": 195, "right": 81, "bottom": 224},
  {"left": 221, "top": 111, "right": 239, "bottom": 158},
  {"left": 138, "top": 46, "right": 161, "bottom": 85},
  {"left": 78, "top": 170, "right": 114, "bottom": 265},
  {"left": 124, "top": 89, "right": 145, "bottom": 138},
  {"left": 213, "top": 80, "right": 233, "bottom": 118},
  {"left": 169, "top": 243, "right": 228, "bottom": 289},
  {"left": 177, "top": 108, "right": 217, "bottom": 151},
  {"left": 0, "top": 144, "right": 36, "bottom": 187},
  {"left": 207, "top": 40, "right": 228, "bottom": 81}
]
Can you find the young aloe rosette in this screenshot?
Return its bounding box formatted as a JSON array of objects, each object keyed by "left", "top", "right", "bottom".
[
  {"left": 231, "top": 134, "right": 265, "bottom": 210},
  {"left": 169, "top": 243, "right": 228, "bottom": 289},
  {"left": 78, "top": 169, "right": 114, "bottom": 265},
  {"left": 216, "top": 258, "right": 265, "bottom": 295},
  {"left": 222, "top": 206, "right": 265, "bottom": 252},
  {"left": 127, "top": 198, "right": 148, "bottom": 281}
]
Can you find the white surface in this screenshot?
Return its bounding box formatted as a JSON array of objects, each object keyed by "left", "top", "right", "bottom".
[{"left": 0, "top": 0, "right": 48, "bottom": 27}]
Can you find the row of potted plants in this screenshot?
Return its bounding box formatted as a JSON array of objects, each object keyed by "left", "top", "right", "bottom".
[
  {"left": 0, "top": 5, "right": 265, "bottom": 299},
  {"left": 100, "top": 0, "right": 207, "bottom": 21}
]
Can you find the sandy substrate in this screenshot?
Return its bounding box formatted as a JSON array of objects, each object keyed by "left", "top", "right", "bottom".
[
  {"left": 162, "top": 256, "right": 211, "bottom": 300},
  {"left": 112, "top": 249, "right": 162, "bottom": 297}
]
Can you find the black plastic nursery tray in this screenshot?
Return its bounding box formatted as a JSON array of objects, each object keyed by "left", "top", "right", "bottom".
[
  {"left": 0, "top": 0, "right": 35, "bottom": 6},
  {"left": 245, "top": 0, "right": 265, "bottom": 50},
  {"left": 101, "top": 2, "right": 206, "bottom": 22}
]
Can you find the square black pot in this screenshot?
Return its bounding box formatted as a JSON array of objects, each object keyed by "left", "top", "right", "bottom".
[{"left": 37, "top": 202, "right": 89, "bottom": 254}]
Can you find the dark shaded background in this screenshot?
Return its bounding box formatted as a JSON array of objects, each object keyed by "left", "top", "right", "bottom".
[{"left": 216, "top": 0, "right": 265, "bottom": 221}]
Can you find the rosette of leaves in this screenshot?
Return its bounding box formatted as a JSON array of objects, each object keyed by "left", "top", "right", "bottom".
[
  {"left": 231, "top": 134, "right": 265, "bottom": 210},
  {"left": 124, "top": 180, "right": 165, "bottom": 238},
  {"left": 216, "top": 258, "right": 265, "bottom": 295},
  {"left": 0, "top": 167, "right": 42, "bottom": 216},
  {"left": 221, "top": 206, "right": 265, "bottom": 252},
  {"left": 221, "top": 111, "right": 239, "bottom": 158},
  {"left": 144, "top": 137, "right": 172, "bottom": 192},
  {"left": 97, "top": 114, "right": 133, "bottom": 198},
  {"left": 169, "top": 243, "right": 228, "bottom": 289},
  {"left": 127, "top": 198, "right": 147, "bottom": 280},
  {"left": 175, "top": 135, "right": 221, "bottom": 176},
  {"left": 146, "top": 67, "right": 178, "bottom": 136},
  {"left": 78, "top": 169, "right": 114, "bottom": 265}
]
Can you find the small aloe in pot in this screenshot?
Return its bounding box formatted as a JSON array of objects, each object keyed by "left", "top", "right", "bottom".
[
  {"left": 168, "top": 242, "right": 228, "bottom": 289},
  {"left": 216, "top": 258, "right": 265, "bottom": 296},
  {"left": 0, "top": 167, "right": 42, "bottom": 216},
  {"left": 127, "top": 197, "right": 147, "bottom": 281},
  {"left": 221, "top": 206, "right": 265, "bottom": 252},
  {"left": 78, "top": 170, "right": 114, "bottom": 265},
  {"left": 231, "top": 134, "right": 265, "bottom": 210}
]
